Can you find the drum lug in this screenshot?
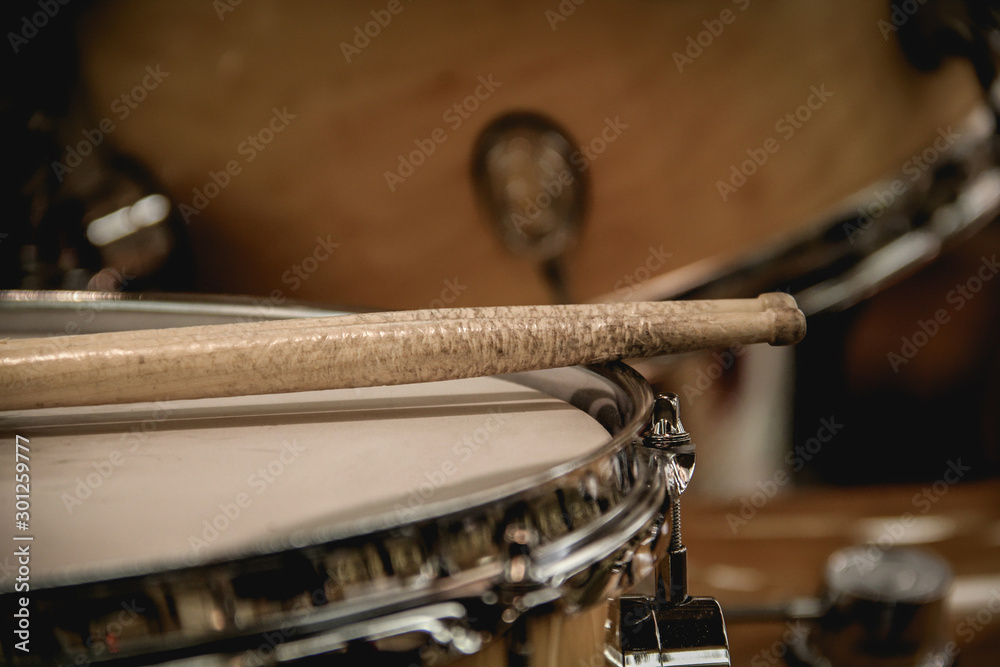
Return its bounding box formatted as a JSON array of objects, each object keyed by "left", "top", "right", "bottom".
[
  {"left": 640, "top": 393, "right": 696, "bottom": 605},
  {"left": 607, "top": 393, "right": 731, "bottom": 666},
  {"left": 641, "top": 392, "right": 695, "bottom": 497}
]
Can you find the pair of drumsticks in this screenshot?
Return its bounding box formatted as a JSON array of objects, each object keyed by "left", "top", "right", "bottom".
[{"left": 0, "top": 294, "right": 805, "bottom": 411}]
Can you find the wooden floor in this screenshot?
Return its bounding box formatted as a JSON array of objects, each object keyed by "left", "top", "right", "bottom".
[{"left": 684, "top": 480, "right": 1000, "bottom": 665}]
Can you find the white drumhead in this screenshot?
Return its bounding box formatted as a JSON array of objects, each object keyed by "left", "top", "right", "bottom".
[{"left": 0, "top": 374, "right": 614, "bottom": 588}]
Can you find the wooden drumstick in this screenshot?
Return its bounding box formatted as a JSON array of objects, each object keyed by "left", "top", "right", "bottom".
[{"left": 0, "top": 293, "right": 804, "bottom": 411}]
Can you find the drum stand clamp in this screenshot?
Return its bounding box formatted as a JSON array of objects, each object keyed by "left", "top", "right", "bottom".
[{"left": 605, "top": 393, "right": 732, "bottom": 667}]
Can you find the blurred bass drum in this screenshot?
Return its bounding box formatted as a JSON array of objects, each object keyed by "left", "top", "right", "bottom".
[{"left": 58, "top": 0, "right": 984, "bottom": 308}]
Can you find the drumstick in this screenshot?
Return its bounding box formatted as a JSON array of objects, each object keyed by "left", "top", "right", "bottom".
[{"left": 0, "top": 293, "right": 804, "bottom": 411}]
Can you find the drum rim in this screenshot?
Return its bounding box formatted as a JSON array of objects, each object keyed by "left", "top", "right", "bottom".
[
  {"left": 0, "top": 288, "right": 352, "bottom": 321},
  {"left": 613, "top": 104, "right": 1000, "bottom": 315}
]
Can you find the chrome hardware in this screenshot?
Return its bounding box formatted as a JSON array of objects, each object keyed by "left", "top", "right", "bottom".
[
  {"left": 643, "top": 393, "right": 695, "bottom": 497},
  {"left": 607, "top": 596, "right": 732, "bottom": 667},
  {"left": 274, "top": 603, "right": 483, "bottom": 665},
  {"left": 470, "top": 111, "right": 588, "bottom": 303},
  {"left": 606, "top": 393, "right": 731, "bottom": 666},
  {"left": 786, "top": 546, "right": 954, "bottom": 667},
  {"left": 646, "top": 392, "right": 691, "bottom": 445}
]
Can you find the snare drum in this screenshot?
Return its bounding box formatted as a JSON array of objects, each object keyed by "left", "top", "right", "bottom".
[{"left": 0, "top": 293, "right": 672, "bottom": 667}]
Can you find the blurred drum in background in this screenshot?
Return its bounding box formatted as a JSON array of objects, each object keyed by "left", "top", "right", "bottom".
[{"left": 12, "top": 0, "right": 980, "bottom": 304}]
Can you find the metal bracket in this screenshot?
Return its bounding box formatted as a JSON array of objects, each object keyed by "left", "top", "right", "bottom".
[
  {"left": 605, "top": 393, "right": 732, "bottom": 666},
  {"left": 606, "top": 596, "right": 731, "bottom": 667}
]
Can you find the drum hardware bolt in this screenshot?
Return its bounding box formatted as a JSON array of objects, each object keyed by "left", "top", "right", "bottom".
[
  {"left": 669, "top": 499, "right": 683, "bottom": 552},
  {"left": 646, "top": 393, "right": 689, "bottom": 445},
  {"left": 665, "top": 500, "right": 689, "bottom": 606},
  {"left": 643, "top": 393, "right": 695, "bottom": 606}
]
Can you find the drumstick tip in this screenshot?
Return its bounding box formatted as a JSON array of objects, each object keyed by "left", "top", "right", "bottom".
[{"left": 758, "top": 292, "right": 807, "bottom": 346}]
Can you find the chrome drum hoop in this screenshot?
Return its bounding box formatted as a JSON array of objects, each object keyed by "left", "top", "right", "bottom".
[
  {"left": 0, "top": 293, "right": 663, "bottom": 666},
  {"left": 623, "top": 104, "right": 1000, "bottom": 315}
]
